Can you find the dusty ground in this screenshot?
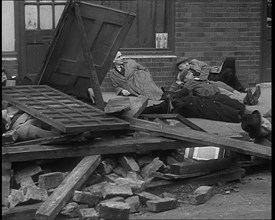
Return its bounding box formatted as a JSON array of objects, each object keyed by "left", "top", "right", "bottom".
[{"left": 129, "top": 164, "right": 272, "bottom": 219}]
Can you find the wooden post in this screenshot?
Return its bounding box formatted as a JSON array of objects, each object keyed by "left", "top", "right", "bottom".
[
  {"left": 74, "top": 3, "right": 105, "bottom": 110},
  {"left": 35, "top": 155, "right": 101, "bottom": 220}
]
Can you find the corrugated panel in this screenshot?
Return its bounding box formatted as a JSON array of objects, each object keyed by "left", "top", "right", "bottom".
[{"left": 2, "top": 85, "right": 129, "bottom": 133}]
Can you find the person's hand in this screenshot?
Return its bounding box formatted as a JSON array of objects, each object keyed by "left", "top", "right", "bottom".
[{"left": 121, "top": 89, "right": 131, "bottom": 96}]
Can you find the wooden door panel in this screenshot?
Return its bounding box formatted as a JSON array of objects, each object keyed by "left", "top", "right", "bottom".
[
  {"left": 2, "top": 85, "right": 129, "bottom": 133},
  {"left": 36, "top": 1, "right": 136, "bottom": 100}
]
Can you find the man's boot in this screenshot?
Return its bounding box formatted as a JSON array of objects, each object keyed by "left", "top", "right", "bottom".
[
  {"left": 142, "top": 98, "right": 170, "bottom": 114},
  {"left": 252, "top": 85, "right": 261, "bottom": 102},
  {"left": 243, "top": 89, "right": 253, "bottom": 105}
]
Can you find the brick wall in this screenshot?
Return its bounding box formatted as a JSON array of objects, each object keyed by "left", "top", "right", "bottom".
[{"left": 102, "top": 0, "right": 261, "bottom": 92}]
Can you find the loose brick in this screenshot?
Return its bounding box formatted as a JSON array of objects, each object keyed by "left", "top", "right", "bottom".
[
  {"left": 79, "top": 208, "right": 99, "bottom": 220},
  {"left": 113, "top": 165, "right": 128, "bottom": 177},
  {"left": 102, "top": 183, "right": 133, "bottom": 199},
  {"left": 19, "top": 176, "right": 35, "bottom": 188},
  {"left": 137, "top": 156, "right": 153, "bottom": 168},
  {"left": 84, "top": 173, "right": 102, "bottom": 187},
  {"left": 146, "top": 198, "right": 178, "bottom": 212},
  {"left": 98, "top": 158, "right": 117, "bottom": 175},
  {"left": 73, "top": 190, "right": 100, "bottom": 207},
  {"left": 83, "top": 182, "right": 107, "bottom": 200},
  {"left": 119, "top": 156, "right": 140, "bottom": 172},
  {"left": 7, "top": 189, "right": 25, "bottom": 208},
  {"left": 115, "top": 177, "right": 146, "bottom": 193},
  {"left": 38, "top": 172, "right": 64, "bottom": 190},
  {"left": 98, "top": 201, "right": 130, "bottom": 219},
  {"left": 169, "top": 160, "right": 208, "bottom": 175},
  {"left": 126, "top": 171, "right": 144, "bottom": 181},
  {"left": 22, "top": 185, "right": 48, "bottom": 202},
  {"left": 141, "top": 157, "right": 164, "bottom": 180},
  {"left": 105, "top": 173, "right": 121, "bottom": 183},
  {"left": 125, "top": 196, "right": 141, "bottom": 213},
  {"left": 189, "top": 186, "right": 213, "bottom": 205},
  {"left": 136, "top": 191, "right": 162, "bottom": 205},
  {"left": 14, "top": 164, "right": 42, "bottom": 184},
  {"left": 60, "top": 202, "right": 88, "bottom": 218}
]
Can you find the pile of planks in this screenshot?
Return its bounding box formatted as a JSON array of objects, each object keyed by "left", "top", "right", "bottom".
[{"left": 2, "top": 92, "right": 271, "bottom": 220}]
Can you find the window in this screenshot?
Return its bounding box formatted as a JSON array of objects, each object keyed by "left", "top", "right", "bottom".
[
  {"left": 24, "top": 0, "right": 68, "bottom": 30},
  {"left": 89, "top": 0, "right": 174, "bottom": 53}
]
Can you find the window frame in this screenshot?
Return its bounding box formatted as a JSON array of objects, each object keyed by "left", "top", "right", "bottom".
[{"left": 120, "top": 0, "right": 175, "bottom": 55}]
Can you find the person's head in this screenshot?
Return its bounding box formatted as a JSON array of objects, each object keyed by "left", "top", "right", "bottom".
[
  {"left": 113, "top": 51, "right": 124, "bottom": 65},
  {"left": 241, "top": 110, "right": 271, "bottom": 138},
  {"left": 177, "top": 68, "right": 194, "bottom": 83},
  {"left": 176, "top": 57, "right": 191, "bottom": 72}
]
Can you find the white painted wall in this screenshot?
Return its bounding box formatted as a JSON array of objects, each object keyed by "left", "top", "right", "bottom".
[{"left": 2, "top": 0, "right": 15, "bottom": 52}]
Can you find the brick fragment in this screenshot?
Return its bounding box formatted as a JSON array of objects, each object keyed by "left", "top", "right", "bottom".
[
  {"left": 136, "top": 191, "right": 162, "bottom": 205},
  {"left": 189, "top": 186, "right": 213, "bottom": 205},
  {"left": 60, "top": 202, "right": 88, "bottom": 218},
  {"left": 79, "top": 208, "right": 99, "bottom": 220},
  {"left": 113, "top": 165, "right": 128, "bottom": 177},
  {"left": 105, "top": 173, "right": 121, "bottom": 183},
  {"left": 73, "top": 190, "right": 100, "bottom": 207},
  {"left": 14, "top": 164, "right": 42, "bottom": 184},
  {"left": 7, "top": 189, "right": 25, "bottom": 208},
  {"left": 22, "top": 185, "right": 48, "bottom": 202},
  {"left": 169, "top": 160, "right": 208, "bottom": 175},
  {"left": 98, "top": 158, "right": 117, "bottom": 175},
  {"left": 83, "top": 182, "right": 107, "bottom": 200},
  {"left": 146, "top": 198, "right": 177, "bottom": 212},
  {"left": 98, "top": 201, "right": 130, "bottom": 219},
  {"left": 141, "top": 157, "right": 164, "bottom": 180},
  {"left": 119, "top": 156, "right": 140, "bottom": 172},
  {"left": 19, "top": 176, "right": 35, "bottom": 188},
  {"left": 126, "top": 171, "right": 144, "bottom": 181},
  {"left": 38, "top": 172, "right": 64, "bottom": 190},
  {"left": 99, "top": 197, "right": 125, "bottom": 205},
  {"left": 115, "top": 177, "right": 145, "bottom": 193},
  {"left": 137, "top": 156, "right": 153, "bottom": 168},
  {"left": 102, "top": 182, "right": 133, "bottom": 199},
  {"left": 125, "top": 196, "right": 141, "bottom": 213}
]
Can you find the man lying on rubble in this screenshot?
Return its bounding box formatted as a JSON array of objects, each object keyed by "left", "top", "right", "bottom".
[
  {"left": 241, "top": 109, "right": 272, "bottom": 147},
  {"left": 107, "top": 51, "right": 163, "bottom": 101},
  {"left": 169, "top": 56, "right": 249, "bottom": 93},
  {"left": 168, "top": 65, "right": 261, "bottom": 106},
  {"left": 2, "top": 101, "right": 61, "bottom": 143}
]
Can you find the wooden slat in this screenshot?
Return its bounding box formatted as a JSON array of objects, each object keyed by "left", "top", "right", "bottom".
[
  {"left": 36, "top": 155, "right": 101, "bottom": 220},
  {"left": 123, "top": 95, "right": 148, "bottom": 118},
  {"left": 2, "top": 202, "right": 42, "bottom": 220},
  {"left": 2, "top": 137, "right": 197, "bottom": 162},
  {"left": 122, "top": 117, "right": 271, "bottom": 159},
  {"left": 140, "top": 113, "right": 205, "bottom": 131},
  {"left": 2, "top": 85, "right": 129, "bottom": 133},
  {"left": 147, "top": 167, "right": 245, "bottom": 189}
]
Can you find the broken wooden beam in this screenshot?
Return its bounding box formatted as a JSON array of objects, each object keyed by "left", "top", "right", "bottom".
[
  {"left": 122, "top": 117, "right": 271, "bottom": 160},
  {"left": 140, "top": 113, "right": 205, "bottom": 131},
  {"left": 2, "top": 202, "right": 42, "bottom": 220},
  {"left": 35, "top": 155, "right": 101, "bottom": 220},
  {"left": 123, "top": 95, "right": 149, "bottom": 118},
  {"left": 104, "top": 97, "right": 131, "bottom": 114},
  {"left": 147, "top": 166, "right": 245, "bottom": 189},
  {"left": 2, "top": 137, "right": 197, "bottom": 162}
]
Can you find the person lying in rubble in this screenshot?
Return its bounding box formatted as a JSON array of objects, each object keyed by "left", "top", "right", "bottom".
[
  {"left": 241, "top": 109, "right": 272, "bottom": 147},
  {"left": 2, "top": 101, "right": 61, "bottom": 143},
  {"left": 169, "top": 56, "right": 248, "bottom": 93},
  {"left": 107, "top": 51, "right": 164, "bottom": 101},
  {"left": 168, "top": 67, "right": 261, "bottom": 106}
]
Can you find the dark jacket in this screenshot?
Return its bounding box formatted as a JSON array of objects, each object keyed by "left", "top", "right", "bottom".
[{"left": 172, "top": 93, "right": 245, "bottom": 123}]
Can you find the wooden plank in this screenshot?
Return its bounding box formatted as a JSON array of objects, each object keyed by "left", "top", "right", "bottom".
[
  {"left": 2, "top": 160, "right": 11, "bottom": 206},
  {"left": 35, "top": 155, "right": 101, "bottom": 220},
  {"left": 122, "top": 95, "right": 149, "bottom": 118},
  {"left": 147, "top": 167, "right": 245, "bottom": 189},
  {"left": 122, "top": 117, "right": 271, "bottom": 159},
  {"left": 2, "top": 202, "right": 42, "bottom": 220},
  {"left": 2, "top": 85, "right": 129, "bottom": 133},
  {"left": 104, "top": 97, "right": 131, "bottom": 114},
  {"left": 2, "top": 137, "right": 197, "bottom": 162},
  {"left": 74, "top": 3, "right": 104, "bottom": 110},
  {"left": 140, "top": 114, "right": 205, "bottom": 131}
]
